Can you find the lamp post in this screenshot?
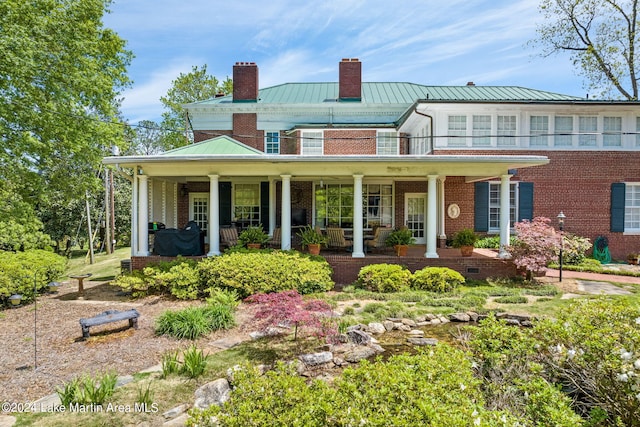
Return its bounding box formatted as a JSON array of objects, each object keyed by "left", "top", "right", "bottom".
[{"left": 557, "top": 212, "right": 566, "bottom": 282}]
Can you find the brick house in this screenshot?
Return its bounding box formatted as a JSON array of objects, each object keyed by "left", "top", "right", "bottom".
[{"left": 104, "top": 58, "right": 640, "bottom": 275}]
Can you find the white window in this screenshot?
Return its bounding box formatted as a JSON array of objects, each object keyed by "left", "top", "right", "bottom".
[
  {"left": 472, "top": 115, "right": 491, "bottom": 146},
  {"left": 377, "top": 131, "right": 399, "bottom": 155},
  {"left": 448, "top": 115, "right": 467, "bottom": 146},
  {"left": 189, "top": 193, "right": 209, "bottom": 235},
  {"left": 315, "top": 183, "right": 393, "bottom": 229},
  {"left": 603, "top": 116, "right": 622, "bottom": 147},
  {"left": 497, "top": 115, "right": 516, "bottom": 146},
  {"left": 265, "top": 131, "right": 280, "bottom": 154},
  {"left": 579, "top": 116, "right": 597, "bottom": 146},
  {"left": 233, "top": 184, "right": 260, "bottom": 227},
  {"left": 363, "top": 184, "right": 393, "bottom": 228},
  {"left": 626, "top": 184, "right": 640, "bottom": 231},
  {"left": 554, "top": 116, "right": 573, "bottom": 147},
  {"left": 530, "top": 116, "right": 549, "bottom": 147},
  {"left": 301, "top": 131, "right": 323, "bottom": 155},
  {"left": 488, "top": 183, "right": 517, "bottom": 232},
  {"left": 410, "top": 126, "right": 428, "bottom": 154}
]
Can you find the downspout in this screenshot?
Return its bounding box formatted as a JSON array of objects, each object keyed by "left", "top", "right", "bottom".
[{"left": 413, "top": 106, "right": 434, "bottom": 154}]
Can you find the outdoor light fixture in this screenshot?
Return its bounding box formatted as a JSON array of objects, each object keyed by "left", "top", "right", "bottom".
[
  {"left": 48, "top": 281, "right": 61, "bottom": 293},
  {"left": 180, "top": 185, "right": 188, "bottom": 197},
  {"left": 9, "top": 294, "right": 22, "bottom": 306},
  {"left": 557, "top": 211, "right": 566, "bottom": 282}
]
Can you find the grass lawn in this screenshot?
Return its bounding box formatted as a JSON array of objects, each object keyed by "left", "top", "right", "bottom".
[{"left": 65, "top": 246, "right": 131, "bottom": 281}]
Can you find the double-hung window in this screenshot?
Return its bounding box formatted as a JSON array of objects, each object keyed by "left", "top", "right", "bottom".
[
  {"left": 265, "top": 131, "right": 280, "bottom": 154},
  {"left": 497, "top": 115, "right": 516, "bottom": 146},
  {"left": 377, "top": 131, "right": 398, "bottom": 155},
  {"left": 579, "top": 116, "right": 597, "bottom": 146},
  {"left": 301, "top": 131, "right": 323, "bottom": 155},
  {"left": 603, "top": 117, "right": 622, "bottom": 147},
  {"left": 530, "top": 116, "right": 549, "bottom": 147},
  {"left": 233, "top": 183, "right": 260, "bottom": 227},
  {"left": 447, "top": 115, "right": 467, "bottom": 146},
  {"left": 472, "top": 115, "right": 491, "bottom": 146},
  {"left": 554, "top": 116, "right": 573, "bottom": 147},
  {"left": 488, "top": 183, "right": 517, "bottom": 232},
  {"left": 625, "top": 184, "right": 640, "bottom": 232}
]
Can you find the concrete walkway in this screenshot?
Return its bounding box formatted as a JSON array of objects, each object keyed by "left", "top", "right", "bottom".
[{"left": 545, "top": 268, "right": 640, "bottom": 285}]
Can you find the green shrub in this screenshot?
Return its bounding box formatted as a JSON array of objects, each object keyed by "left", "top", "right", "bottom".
[
  {"left": 357, "top": 264, "right": 411, "bottom": 292},
  {"left": 112, "top": 258, "right": 202, "bottom": 299},
  {"left": 561, "top": 233, "right": 592, "bottom": 265},
  {"left": 198, "top": 251, "right": 333, "bottom": 298},
  {"left": 493, "top": 295, "right": 528, "bottom": 304},
  {"left": 56, "top": 371, "right": 118, "bottom": 407},
  {"left": 155, "top": 303, "right": 235, "bottom": 340},
  {"left": 180, "top": 344, "right": 209, "bottom": 379},
  {"left": 161, "top": 350, "right": 181, "bottom": 378},
  {"left": 0, "top": 249, "right": 66, "bottom": 304},
  {"left": 475, "top": 235, "right": 518, "bottom": 249},
  {"left": 410, "top": 267, "right": 465, "bottom": 292}
]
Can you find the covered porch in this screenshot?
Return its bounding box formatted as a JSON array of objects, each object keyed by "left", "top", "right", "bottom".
[{"left": 103, "top": 136, "right": 549, "bottom": 265}]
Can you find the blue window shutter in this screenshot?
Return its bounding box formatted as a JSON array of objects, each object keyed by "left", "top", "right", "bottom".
[
  {"left": 260, "top": 182, "right": 270, "bottom": 230},
  {"left": 219, "top": 182, "right": 232, "bottom": 226},
  {"left": 611, "top": 183, "right": 626, "bottom": 232},
  {"left": 518, "top": 182, "right": 534, "bottom": 221},
  {"left": 474, "top": 182, "right": 489, "bottom": 232}
]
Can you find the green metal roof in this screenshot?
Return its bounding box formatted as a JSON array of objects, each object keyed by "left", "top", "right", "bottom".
[
  {"left": 190, "top": 82, "right": 583, "bottom": 106},
  {"left": 160, "top": 135, "right": 264, "bottom": 156}
]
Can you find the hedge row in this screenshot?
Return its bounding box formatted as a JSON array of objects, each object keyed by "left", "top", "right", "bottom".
[
  {"left": 0, "top": 249, "right": 67, "bottom": 304},
  {"left": 357, "top": 264, "right": 465, "bottom": 293}
]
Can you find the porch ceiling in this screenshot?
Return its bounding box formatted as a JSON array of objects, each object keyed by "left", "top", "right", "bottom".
[{"left": 103, "top": 154, "right": 548, "bottom": 181}]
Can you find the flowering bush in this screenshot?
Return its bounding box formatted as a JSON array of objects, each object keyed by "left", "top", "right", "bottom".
[
  {"left": 510, "top": 217, "right": 561, "bottom": 278},
  {"left": 558, "top": 233, "right": 592, "bottom": 265}
]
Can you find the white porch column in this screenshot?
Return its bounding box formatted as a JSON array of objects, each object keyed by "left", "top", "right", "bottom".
[
  {"left": 352, "top": 174, "right": 365, "bottom": 258},
  {"left": 280, "top": 175, "right": 292, "bottom": 250},
  {"left": 208, "top": 174, "right": 221, "bottom": 256},
  {"left": 499, "top": 174, "right": 512, "bottom": 258},
  {"left": 269, "top": 178, "right": 277, "bottom": 235},
  {"left": 131, "top": 172, "right": 139, "bottom": 256},
  {"left": 437, "top": 177, "right": 446, "bottom": 242},
  {"left": 137, "top": 174, "right": 149, "bottom": 256},
  {"left": 425, "top": 175, "right": 439, "bottom": 258}
]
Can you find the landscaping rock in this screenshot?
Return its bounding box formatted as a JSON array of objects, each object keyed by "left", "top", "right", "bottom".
[
  {"left": 299, "top": 351, "right": 334, "bottom": 366},
  {"left": 430, "top": 317, "right": 442, "bottom": 325},
  {"left": 399, "top": 324, "right": 412, "bottom": 332},
  {"left": 408, "top": 329, "right": 425, "bottom": 336},
  {"left": 401, "top": 318, "right": 417, "bottom": 327},
  {"left": 347, "top": 329, "right": 371, "bottom": 345},
  {"left": 416, "top": 321, "right": 431, "bottom": 327},
  {"left": 163, "top": 404, "right": 190, "bottom": 420},
  {"left": 437, "top": 316, "right": 450, "bottom": 324},
  {"left": 194, "top": 378, "right": 231, "bottom": 410},
  {"left": 424, "top": 313, "right": 437, "bottom": 321},
  {"left": 367, "top": 322, "right": 386, "bottom": 334},
  {"left": 343, "top": 345, "right": 381, "bottom": 363},
  {"left": 466, "top": 311, "right": 479, "bottom": 322},
  {"left": 211, "top": 335, "right": 245, "bottom": 349},
  {"left": 407, "top": 337, "right": 438, "bottom": 346},
  {"left": 383, "top": 320, "right": 396, "bottom": 331},
  {"left": 163, "top": 413, "right": 191, "bottom": 427},
  {"left": 449, "top": 313, "right": 471, "bottom": 322}
]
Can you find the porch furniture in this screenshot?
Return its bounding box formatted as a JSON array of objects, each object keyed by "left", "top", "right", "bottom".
[
  {"left": 267, "top": 227, "right": 281, "bottom": 248},
  {"left": 69, "top": 273, "right": 92, "bottom": 299},
  {"left": 152, "top": 221, "right": 204, "bottom": 256},
  {"left": 326, "top": 227, "right": 352, "bottom": 251},
  {"left": 366, "top": 227, "right": 393, "bottom": 253},
  {"left": 79, "top": 309, "right": 140, "bottom": 339},
  {"left": 220, "top": 227, "right": 238, "bottom": 248}
]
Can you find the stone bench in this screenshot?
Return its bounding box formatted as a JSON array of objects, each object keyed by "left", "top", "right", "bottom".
[{"left": 79, "top": 309, "right": 140, "bottom": 339}]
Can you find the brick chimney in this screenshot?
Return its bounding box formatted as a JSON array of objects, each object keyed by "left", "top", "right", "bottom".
[
  {"left": 339, "top": 58, "right": 361, "bottom": 101},
  {"left": 233, "top": 62, "right": 259, "bottom": 102}
]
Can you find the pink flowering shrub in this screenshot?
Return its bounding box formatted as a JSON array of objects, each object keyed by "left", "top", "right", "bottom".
[
  {"left": 510, "top": 217, "right": 561, "bottom": 277},
  {"left": 245, "top": 290, "right": 337, "bottom": 341}
]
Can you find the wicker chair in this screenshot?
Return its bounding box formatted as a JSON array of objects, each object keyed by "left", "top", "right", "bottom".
[
  {"left": 326, "top": 227, "right": 352, "bottom": 251},
  {"left": 366, "top": 227, "right": 393, "bottom": 253},
  {"left": 220, "top": 227, "right": 238, "bottom": 248},
  {"left": 267, "top": 227, "right": 281, "bottom": 248}
]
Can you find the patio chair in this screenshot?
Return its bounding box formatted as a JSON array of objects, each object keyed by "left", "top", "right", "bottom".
[
  {"left": 366, "top": 227, "right": 393, "bottom": 253},
  {"left": 267, "top": 227, "right": 281, "bottom": 248},
  {"left": 326, "top": 227, "right": 352, "bottom": 252},
  {"left": 220, "top": 227, "right": 238, "bottom": 248}
]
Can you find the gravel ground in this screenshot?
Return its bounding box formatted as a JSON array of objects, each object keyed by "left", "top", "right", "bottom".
[{"left": 0, "top": 280, "right": 251, "bottom": 403}]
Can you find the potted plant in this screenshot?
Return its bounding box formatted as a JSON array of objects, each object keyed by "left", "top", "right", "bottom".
[
  {"left": 627, "top": 253, "right": 639, "bottom": 265},
  {"left": 385, "top": 227, "right": 416, "bottom": 256},
  {"left": 238, "top": 225, "right": 270, "bottom": 249},
  {"left": 452, "top": 228, "right": 478, "bottom": 257},
  {"left": 297, "top": 225, "right": 327, "bottom": 255}
]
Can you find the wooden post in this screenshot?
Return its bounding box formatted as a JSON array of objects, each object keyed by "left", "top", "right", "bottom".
[{"left": 85, "top": 190, "right": 95, "bottom": 264}]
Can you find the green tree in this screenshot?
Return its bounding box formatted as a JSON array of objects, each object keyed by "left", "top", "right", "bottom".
[
  {"left": 0, "top": 0, "right": 132, "bottom": 248},
  {"left": 534, "top": 0, "right": 639, "bottom": 99},
  {"left": 159, "top": 65, "right": 232, "bottom": 149}
]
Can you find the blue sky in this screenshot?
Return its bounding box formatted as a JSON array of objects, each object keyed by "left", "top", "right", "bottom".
[{"left": 103, "top": 0, "right": 585, "bottom": 124}]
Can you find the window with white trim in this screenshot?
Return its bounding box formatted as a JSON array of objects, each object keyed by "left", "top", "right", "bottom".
[
  {"left": 377, "top": 131, "right": 399, "bottom": 155},
  {"left": 472, "top": 115, "right": 491, "bottom": 146},
  {"left": 488, "top": 183, "right": 517, "bottom": 232},
  {"left": 626, "top": 184, "right": 640, "bottom": 231},
  {"left": 233, "top": 183, "right": 260, "bottom": 226},
  {"left": 447, "top": 115, "right": 467, "bottom": 146},
  {"left": 554, "top": 116, "right": 573, "bottom": 147},
  {"left": 265, "top": 131, "right": 280, "bottom": 154},
  {"left": 497, "top": 115, "right": 516, "bottom": 146},
  {"left": 579, "top": 116, "right": 597, "bottom": 146},
  {"left": 301, "top": 131, "right": 323, "bottom": 155},
  {"left": 363, "top": 184, "right": 393, "bottom": 228},
  {"left": 603, "top": 116, "right": 622, "bottom": 147},
  {"left": 529, "top": 116, "right": 549, "bottom": 147},
  {"left": 315, "top": 183, "right": 393, "bottom": 229}
]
